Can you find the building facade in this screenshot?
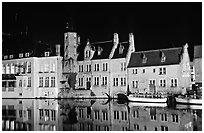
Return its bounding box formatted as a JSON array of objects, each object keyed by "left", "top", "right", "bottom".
[
  {"left": 2, "top": 46, "right": 63, "bottom": 98},
  {"left": 127, "top": 44, "right": 191, "bottom": 95}
]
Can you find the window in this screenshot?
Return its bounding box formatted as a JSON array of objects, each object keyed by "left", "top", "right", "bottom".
[
  {"left": 44, "top": 63, "right": 49, "bottom": 73},
  {"left": 50, "top": 63, "right": 55, "bottom": 73},
  {"left": 86, "top": 64, "right": 91, "bottom": 72},
  {"left": 143, "top": 69, "right": 145, "bottom": 73},
  {"left": 134, "top": 124, "right": 139, "bottom": 130},
  {"left": 94, "top": 110, "right": 100, "bottom": 120},
  {"left": 95, "top": 125, "right": 100, "bottom": 131},
  {"left": 85, "top": 50, "right": 91, "bottom": 58},
  {"left": 25, "top": 52, "right": 30, "bottom": 57},
  {"left": 132, "top": 81, "right": 138, "bottom": 88},
  {"left": 172, "top": 114, "right": 179, "bottom": 123},
  {"left": 39, "top": 64, "right": 44, "bottom": 73},
  {"left": 51, "top": 77, "right": 55, "bottom": 87},
  {"left": 113, "top": 110, "right": 119, "bottom": 120},
  {"left": 11, "top": 64, "right": 15, "bottom": 74},
  {"left": 133, "top": 69, "right": 137, "bottom": 74},
  {"left": 39, "top": 77, "right": 43, "bottom": 87},
  {"left": 161, "top": 126, "right": 168, "bottom": 131},
  {"left": 161, "top": 113, "right": 167, "bottom": 121},
  {"left": 94, "top": 77, "right": 99, "bottom": 86},
  {"left": 150, "top": 115, "right": 156, "bottom": 120},
  {"left": 27, "top": 77, "right": 31, "bottom": 87},
  {"left": 79, "top": 78, "right": 83, "bottom": 87},
  {"left": 119, "top": 44, "right": 124, "bottom": 54},
  {"left": 19, "top": 80, "right": 22, "bottom": 87},
  {"left": 51, "top": 110, "right": 56, "bottom": 121},
  {"left": 45, "top": 52, "right": 50, "bottom": 57},
  {"left": 144, "top": 126, "right": 147, "bottom": 130},
  {"left": 133, "top": 110, "right": 139, "bottom": 118},
  {"left": 9, "top": 55, "right": 14, "bottom": 59},
  {"left": 22, "top": 62, "right": 26, "bottom": 74},
  {"left": 45, "top": 77, "right": 49, "bottom": 87},
  {"left": 94, "top": 64, "right": 99, "bottom": 71},
  {"left": 160, "top": 79, "right": 166, "bottom": 87},
  {"left": 121, "top": 62, "right": 126, "bottom": 71},
  {"left": 45, "top": 109, "right": 50, "bottom": 121},
  {"left": 8, "top": 81, "right": 16, "bottom": 87},
  {"left": 102, "top": 111, "right": 108, "bottom": 121},
  {"left": 142, "top": 54, "right": 147, "bottom": 63},
  {"left": 102, "top": 63, "right": 108, "bottom": 71},
  {"left": 2, "top": 81, "right": 7, "bottom": 88},
  {"left": 121, "top": 111, "right": 127, "bottom": 120},
  {"left": 6, "top": 64, "right": 10, "bottom": 74},
  {"left": 2, "top": 65, "right": 6, "bottom": 74},
  {"left": 153, "top": 68, "right": 156, "bottom": 73},
  {"left": 19, "top": 53, "right": 23, "bottom": 58},
  {"left": 39, "top": 109, "right": 44, "bottom": 119},
  {"left": 97, "top": 46, "right": 103, "bottom": 55},
  {"left": 27, "top": 62, "right": 31, "bottom": 73},
  {"left": 161, "top": 52, "right": 166, "bottom": 62},
  {"left": 121, "top": 77, "right": 126, "bottom": 86},
  {"left": 171, "top": 78, "right": 178, "bottom": 87},
  {"left": 4, "top": 55, "right": 8, "bottom": 59},
  {"left": 113, "top": 78, "right": 119, "bottom": 86},
  {"left": 159, "top": 67, "right": 166, "bottom": 75},
  {"left": 104, "top": 126, "right": 109, "bottom": 131},
  {"left": 79, "top": 65, "right": 83, "bottom": 72},
  {"left": 28, "top": 109, "right": 31, "bottom": 120},
  {"left": 102, "top": 76, "right": 107, "bottom": 86}
]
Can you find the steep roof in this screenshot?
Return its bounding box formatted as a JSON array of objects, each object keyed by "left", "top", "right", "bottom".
[
  {"left": 112, "top": 42, "right": 130, "bottom": 59},
  {"left": 194, "top": 45, "right": 202, "bottom": 58},
  {"left": 91, "top": 41, "right": 114, "bottom": 60},
  {"left": 128, "top": 47, "right": 182, "bottom": 68}
]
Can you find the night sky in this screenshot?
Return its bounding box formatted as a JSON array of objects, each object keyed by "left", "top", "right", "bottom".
[{"left": 2, "top": 2, "right": 202, "bottom": 57}]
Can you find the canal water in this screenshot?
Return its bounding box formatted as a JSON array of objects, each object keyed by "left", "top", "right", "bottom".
[{"left": 2, "top": 99, "right": 202, "bottom": 131}]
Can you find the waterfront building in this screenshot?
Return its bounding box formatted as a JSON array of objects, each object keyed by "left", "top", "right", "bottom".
[
  {"left": 127, "top": 44, "right": 191, "bottom": 94},
  {"left": 193, "top": 45, "right": 202, "bottom": 91},
  {"left": 2, "top": 45, "right": 63, "bottom": 98},
  {"left": 63, "top": 29, "right": 135, "bottom": 97}
]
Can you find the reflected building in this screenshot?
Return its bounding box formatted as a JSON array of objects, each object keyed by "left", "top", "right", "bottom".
[{"left": 2, "top": 99, "right": 59, "bottom": 131}]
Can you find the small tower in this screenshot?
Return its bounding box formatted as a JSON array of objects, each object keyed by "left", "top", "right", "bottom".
[{"left": 63, "top": 22, "right": 79, "bottom": 73}]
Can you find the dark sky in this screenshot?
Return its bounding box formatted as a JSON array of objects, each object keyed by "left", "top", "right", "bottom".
[{"left": 2, "top": 2, "right": 202, "bottom": 54}]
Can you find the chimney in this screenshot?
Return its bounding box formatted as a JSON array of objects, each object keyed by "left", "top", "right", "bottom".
[
  {"left": 56, "top": 44, "right": 61, "bottom": 56},
  {"left": 129, "top": 33, "right": 135, "bottom": 52},
  {"left": 113, "top": 33, "right": 119, "bottom": 45}
]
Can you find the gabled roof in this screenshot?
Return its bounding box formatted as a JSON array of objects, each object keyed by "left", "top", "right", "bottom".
[
  {"left": 128, "top": 47, "right": 182, "bottom": 68},
  {"left": 194, "top": 45, "right": 202, "bottom": 58},
  {"left": 112, "top": 42, "right": 130, "bottom": 59},
  {"left": 91, "top": 41, "right": 114, "bottom": 60}
]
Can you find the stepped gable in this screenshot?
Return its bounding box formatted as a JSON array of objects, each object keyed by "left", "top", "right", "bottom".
[
  {"left": 112, "top": 42, "right": 130, "bottom": 59},
  {"left": 128, "top": 47, "right": 183, "bottom": 68},
  {"left": 91, "top": 41, "right": 114, "bottom": 60}
]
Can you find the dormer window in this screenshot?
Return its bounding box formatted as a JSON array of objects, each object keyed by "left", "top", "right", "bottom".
[
  {"left": 4, "top": 55, "right": 8, "bottom": 60},
  {"left": 45, "top": 52, "right": 50, "bottom": 57},
  {"left": 119, "top": 44, "right": 124, "bottom": 54},
  {"left": 9, "top": 55, "right": 13, "bottom": 59},
  {"left": 142, "top": 54, "right": 147, "bottom": 63},
  {"left": 98, "top": 46, "right": 103, "bottom": 56},
  {"left": 25, "top": 52, "right": 30, "bottom": 57},
  {"left": 161, "top": 52, "right": 166, "bottom": 62},
  {"left": 19, "top": 53, "right": 23, "bottom": 58},
  {"left": 85, "top": 50, "right": 91, "bottom": 58}
]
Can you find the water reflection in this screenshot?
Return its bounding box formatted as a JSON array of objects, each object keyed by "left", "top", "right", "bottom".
[{"left": 2, "top": 99, "right": 202, "bottom": 131}]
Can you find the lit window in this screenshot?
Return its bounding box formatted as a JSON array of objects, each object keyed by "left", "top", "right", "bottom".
[
  {"left": 25, "top": 52, "right": 30, "bottom": 57},
  {"left": 9, "top": 55, "right": 13, "bottom": 59},
  {"left": 19, "top": 53, "right": 23, "bottom": 58},
  {"left": 11, "top": 63, "right": 15, "bottom": 74},
  {"left": 45, "top": 52, "right": 50, "bottom": 57},
  {"left": 4, "top": 55, "right": 8, "bottom": 59}
]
